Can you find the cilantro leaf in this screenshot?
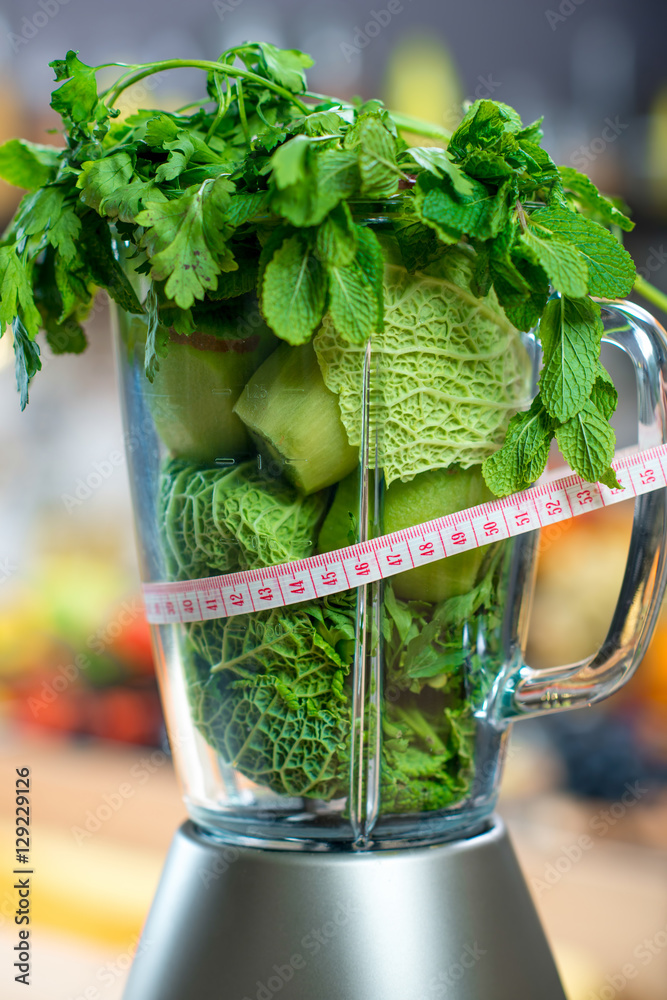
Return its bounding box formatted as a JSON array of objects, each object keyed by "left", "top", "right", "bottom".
[
  {"left": 0, "top": 247, "right": 41, "bottom": 338},
  {"left": 530, "top": 206, "right": 635, "bottom": 298},
  {"left": 261, "top": 233, "right": 327, "bottom": 344},
  {"left": 555, "top": 399, "right": 620, "bottom": 488},
  {"left": 12, "top": 319, "right": 41, "bottom": 411},
  {"left": 558, "top": 166, "right": 634, "bottom": 232},
  {"left": 519, "top": 228, "right": 588, "bottom": 298},
  {"left": 538, "top": 295, "right": 602, "bottom": 422},
  {"left": 137, "top": 178, "right": 236, "bottom": 309},
  {"left": 15, "top": 186, "right": 81, "bottom": 263},
  {"left": 0, "top": 140, "right": 60, "bottom": 190},
  {"left": 49, "top": 51, "right": 103, "bottom": 131},
  {"left": 482, "top": 397, "right": 554, "bottom": 496},
  {"left": 144, "top": 286, "right": 169, "bottom": 381},
  {"left": 77, "top": 153, "right": 162, "bottom": 222},
  {"left": 256, "top": 43, "right": 313, "bottom": 94}
]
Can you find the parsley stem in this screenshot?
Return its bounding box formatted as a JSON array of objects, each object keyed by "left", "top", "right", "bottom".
[
  {"left": 236, "top": 78, "right": 251, "bottom": 147},
  {"left": 633, "top": 274, "right": 667, "bottom": 315},
  {"left": 387, "top": 111, "right": 452, "bottom": 144},
  {"left": 102, "top": 59, "right": 311, "bottom": 115}
]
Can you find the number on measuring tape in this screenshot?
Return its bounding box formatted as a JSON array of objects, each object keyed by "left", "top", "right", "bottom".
[{"left": 142, "top": 443, "right": 667, "bottom": 626}]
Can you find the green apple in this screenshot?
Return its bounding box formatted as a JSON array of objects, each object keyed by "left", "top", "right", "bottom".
[
  {"left": 384, "top": 465, "right": 494, "bottom": 602},
  {"left": 144, "top": 327, "right": 276, "bottom": 464}
]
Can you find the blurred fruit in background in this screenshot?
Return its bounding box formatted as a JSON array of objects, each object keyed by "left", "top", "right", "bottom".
[{"left": 0, "top": 550, "right": 162, "bottom": 746}]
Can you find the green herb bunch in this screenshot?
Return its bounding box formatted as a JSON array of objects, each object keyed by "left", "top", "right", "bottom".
[{"left": 0, "top": 43, "right": 660, "bottom": 492}]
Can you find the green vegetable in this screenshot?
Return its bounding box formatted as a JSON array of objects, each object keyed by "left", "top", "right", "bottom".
[
  {"left": 383, "top": 466, "right": 495, "bottom": 602},
  {"left": 233, "top": 341, "right": 358, "bottom": 494},
  {"left": 136, "top": 299, "right": 277, "bottom": 464},
  {"left": 314, "top": 253, "right": 532, "bottom": 486}
]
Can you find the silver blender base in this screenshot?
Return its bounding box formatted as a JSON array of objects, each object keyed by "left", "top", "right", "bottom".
[{"left": 123, "top": 818, "right": 566, "bottom": 1000}]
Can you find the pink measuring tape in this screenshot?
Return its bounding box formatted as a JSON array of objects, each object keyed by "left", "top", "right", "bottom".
[{"left": 142, "top": 443, "right": 667, "bottom": 625}]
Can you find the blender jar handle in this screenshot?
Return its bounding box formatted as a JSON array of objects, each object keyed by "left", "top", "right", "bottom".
[{"left": 498, "top": 299, "right": 667, "bottom": 723}]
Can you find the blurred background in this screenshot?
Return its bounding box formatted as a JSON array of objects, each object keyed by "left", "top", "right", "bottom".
[{"left": 1, "top": 0, "right": 667, "bottom": 997}]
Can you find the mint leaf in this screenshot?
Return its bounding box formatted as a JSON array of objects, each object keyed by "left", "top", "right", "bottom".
[
  {"left": 530, "top": 207, "right": 635, "bottom": 298},
  {"left": 12, "top": 319, "right": 41, "bottom": 411},
  {"left": 538, "top": 296, "right": 602, "bottom": 422},
  {"left": 327, "top": 260, "right": 376, "bottom": 343},
  {"left": 558, "top": 166, "right": 634, "bottom": 232},
  {"left": 225, "top": 191, "right": 269, "bottom": 227},
  {"left": 354, "top": 225, "right": 385, "bottom": 331},
  {"left": 555, "top": 399, "right": 620, "bottom": 488},
  {"left": 0, "top": 140, "right": 60, "bottom": 190},
  {"left": 416, "top": 174, "right": 511, "bottom": 242},
  {"left": 316, "top": 203, "right": 357, "bottom": 265},
  {"left": 403, "top": 146, "right": 474, "bottom": 198},
  {"left": 482, "top": 397, "right": 554, "bottom": 496},
  {"left": 590, "top": 363, "right": 618, "bottom": 421},
  {"left": 356, "top": 117, "right": 401, "bottom": 198},
  {"left": 519, "top": 228, "right": 588, "bottom": 298},
  {"left": 261, "top": 233, "right": 326, "bottom": 344}
]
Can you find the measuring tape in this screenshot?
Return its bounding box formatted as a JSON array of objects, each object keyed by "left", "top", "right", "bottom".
[{"left": 142, "top": 443, "right": 667, "bottom": 625}]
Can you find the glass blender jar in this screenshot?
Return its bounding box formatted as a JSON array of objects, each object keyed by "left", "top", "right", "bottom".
[{"left": 115, "top": 214, "right": 667, "bottom": 1000}]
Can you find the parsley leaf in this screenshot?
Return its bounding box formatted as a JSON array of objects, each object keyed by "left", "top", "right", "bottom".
[
  {"left": 0, "top": 140, "right": 60, "bottom": 190},
  {"left": 137, "top": 177, "right": 236, "bottom": 309}
]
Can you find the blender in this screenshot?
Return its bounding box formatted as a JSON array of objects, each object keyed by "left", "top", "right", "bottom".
[{"left": 113, "top": 262, "right": 667, "bottom": 1000}]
